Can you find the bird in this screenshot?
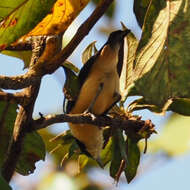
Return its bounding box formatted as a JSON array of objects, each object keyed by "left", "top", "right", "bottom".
[{"left": 66, "top": 29, "right": 130, "bottom": 159}]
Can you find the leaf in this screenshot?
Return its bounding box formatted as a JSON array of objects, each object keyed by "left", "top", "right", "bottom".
[
  {"left": 146, "top": 113, "right": 190, "bottom": 156},
  {"left": 169, "top": 98, "right": 190, "bottom": 116},
  {"left": 39, "top": 129, "right": 74, "bottom": 164},
  {"left": 119, "top": 31, "right": 139, "bottom": 101},
  {"left": 0, "top": 101, "right": 46, "bottom": 175},
  {"left": 25, "top": 0, "right": 90, "bottom": 36},
  {"left": 0, "top": 173, "right": 12, "bottom": 190},
  {"left": 62, "top": 66, "right": 80, "bottom": 113},
  {"left": 125, "top": 138, "right": 140, "bottom": 183},
  {"left": 130, "top": 0, "right": 190, "bottom": 114},
  {"left": 110, "top": 130, "right": 127, "bottom": 181},
  {"left": 0, "top": 102, "right": 18, "bottom": 167},
  {"left": 16, "top": 131, "right": 46, "bottom": 175},
  {"left": 133, "top": 0, "right": 152, "bottom": 27},
  {"left": 82, "top": 41, "right": 97, "bottom": 64},
  {"left": 63, "top": 61, "right": 79, "bottom": 73},
  {"left": 78, "top": 154, "right": 89, "bottom": 171},
  {"left": 0, "top": 0, "right": 56, "bottom": 49},
  {"left": 100, "top": 137, "right": 112, "bottom": 166}
]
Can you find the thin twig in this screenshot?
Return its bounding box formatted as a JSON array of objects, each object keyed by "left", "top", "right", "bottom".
[{"left": 0, "top": 0, "right": 114, "bottom": 90}]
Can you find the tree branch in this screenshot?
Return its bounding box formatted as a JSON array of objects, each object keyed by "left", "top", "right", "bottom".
[
  {"left": 30, "top": 113, "right": 156, "bottom": 139},
  {"left": 0, "top": 91, "right": 27, "bottom": 105},
  {"left": 0, "top": 0, "right": 114, "bottom": 90}
]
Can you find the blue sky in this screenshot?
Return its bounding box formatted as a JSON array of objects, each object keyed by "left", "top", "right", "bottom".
[{"left": 1, "top": 0, "right": 190, "bottom": 189}]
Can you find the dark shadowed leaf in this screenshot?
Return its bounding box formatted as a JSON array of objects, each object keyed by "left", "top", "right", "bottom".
[
  {"left": 125, "top": 138, "right": 140, "bottom": 183},
  {"left": 0, "top": 102, "right": 17, "bottom": 167},
  {"left": 0, "top": 173, "right": 12, "bottom": 190},
  {"left": 62, "top": 66, "right": 80, "bottom": 113},
  {"left": 0, "top": 0, "right": 56, "bottom": 49},
  {"left": 169, "top": 98, "right": 190, "bottom": 116},
  {"left": 110, "top": 130, "right": 127, "bottom": 181},
  {"left": 16, "top": 131, "right": 46, "bottom": 175},
  {"left": 133, "top": 0, "right": 152, "bottom": 27},
  {"left": 0, "top": 101, "right": 45, "bottom": 175},
  {"left": 130, "top": 0, "right": 190, "bottom": 114}
]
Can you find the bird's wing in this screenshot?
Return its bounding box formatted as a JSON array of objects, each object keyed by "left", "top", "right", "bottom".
[{"left": 66, "top": 53, "right": 99, "bottom": 113}]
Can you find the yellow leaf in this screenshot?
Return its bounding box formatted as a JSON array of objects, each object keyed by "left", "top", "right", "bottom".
[{"left": 25, "top": 0, "right": 90, "bottom": 36}]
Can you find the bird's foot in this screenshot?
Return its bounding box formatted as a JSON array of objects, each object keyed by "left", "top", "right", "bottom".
[{"left": 83, "top": 110, "right": 96, "bottom": 121}]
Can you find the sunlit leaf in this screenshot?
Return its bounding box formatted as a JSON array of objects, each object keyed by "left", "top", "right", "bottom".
[
  {"left": 0, "top": 0, "right": 56, "bottom": 49},
  {"left": 119, "top": 32, "right": 139, "bottom": 101},
  {"left": 100, "top": 137, "right": 112, "bottom": 166},
  {"left": 82, "top": 41, "right": 97, "bottom": 64},
  {"left": 78, "top": 154, "right": 89, "bottom": 171},
  {"left": 25, "top": 0, "right": 90, "bottom": 36}
]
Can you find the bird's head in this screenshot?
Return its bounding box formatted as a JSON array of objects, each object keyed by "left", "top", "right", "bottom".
[{"left": 106, "top": 29, "right": 130, "bottom": 49}]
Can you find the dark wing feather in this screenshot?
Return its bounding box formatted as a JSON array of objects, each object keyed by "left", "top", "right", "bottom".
[{"left": 78, "top": 52, "right": 99, "bottom": 87}]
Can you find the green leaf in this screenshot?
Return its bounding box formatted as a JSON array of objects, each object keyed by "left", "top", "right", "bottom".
[
  {"left": 134, "top": 0, "right": 152, "bottom": 27},
  {"left": 62, "top": 66, "right": 80, "bottom": 101},
  {"left": 82, "top": 41, "right": 97, "bottom": 64},
  {"left": 100, "top": 137, "right": 112, "bottom": 166},
  {"left": 110, "top": 130, "right": 127, "bottom": 181},
  {"left": 68, "top": 140, "right": 81, "bottom": 158},
  {"left": 78, "top": 154, "right": 89, "bottom": 171},
  {"left": 130, "top": 0, "right": 190, "bottom": 113},
  {"left": 146, "top": 113, "right": 190, "bottom": 156},
  {"left": 62, "top": 66, "right": 80, "bottom": 113},
  {"left": 0, "top": 173, "right": 12, "bottom": 190},
  {"left": 63, "top": 61, "right": 79, "bottom": 73},
  {"left": 0, "top": 0, "right": 56, "bottom": 49},
  {"left": 0, "top": 102, "right": 18, "bottom": 167},
  {"left": 110, "top": 135, "right": 122, "bottom": 179},
  {"left": 16, "top": 131, "right": 46, "bottom": 175},
  {"left": 0, "top": 101, "right": 46, "bottom": 175},
  {"left": 125, "top": 138, "right": 140, "bottom": 183},
  {"left": 169, "top": 98, "right": 190, "bottom": 116}
]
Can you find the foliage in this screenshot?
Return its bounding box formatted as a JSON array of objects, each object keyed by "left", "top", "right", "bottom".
[{"left": 0, "top": 0, "right": 190, "bottom": 189}]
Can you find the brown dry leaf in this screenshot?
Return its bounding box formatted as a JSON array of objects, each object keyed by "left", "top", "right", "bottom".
[{"left": 24, "top": 0, "right": 90, "bottom": 36}]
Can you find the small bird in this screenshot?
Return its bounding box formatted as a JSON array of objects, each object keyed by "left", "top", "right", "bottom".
[{"left": 67, "top": 30, "right": 130, "bottom": 159}]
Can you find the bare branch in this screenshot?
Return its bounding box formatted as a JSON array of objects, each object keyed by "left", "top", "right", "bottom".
[
  {"left": 0, "top": 0, "right": 114, "bottom": 90},
  {"left": 30, "top": 113, "right": 156, "bottom": 139}
]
